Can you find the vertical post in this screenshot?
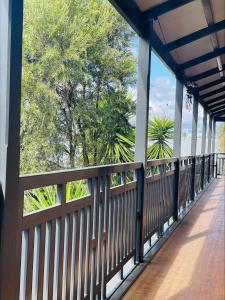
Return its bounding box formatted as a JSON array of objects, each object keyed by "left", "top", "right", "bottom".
[
  {"left": 158, "top": 164, "right": 165, "bottom": 236},
  {"left": 0, "top": 0, "right": 24, "bottom": 299},
  {"left": 173, "top": 159, "right": 180, "bottom": 221},
  {"left": 207, "top": 115, "right": 212, "bottom": 154},
  {"left": 134, "top": 38, "right": 151, "bottom": 165},
  {"left": 207, "top": 116, "right": 212, "bottom": 182},
  {"left": 201, "top": 156, "right": 205, "bottom": 190},
  {"left": 135, "top": 167, "right": 144, "bottom": 263},
  {"left": 207, "top": 155, "right": 211, "bottom": 182},
  {"left": 134, "top": 36, "right": 151, "bottom": 262},
  {"left": 201, "top": 108, "right": 207, "bottom": 154},
  {"left": 212, "top": 153, "right": 215, "bottom": 178},
  {"left": 191, "top": 95, "right": 199, "bottom": 156},
  {"left": 190, "top": 95, "right": 198, "bottom": 200},
  {"left": 212, "top": 119, "right": 216, "bottom": 153},
  {"left": 201, "top": 109, "right": 207, "bottom": 188},
  {"left": 215, "top": 153, "right": 218, "bottom": 178},
  {"left": 173, "top": 79, "right": 184, "bottom": 157},
  {"left": 190, "top": 156, "right": 196, "bottom": 200},
  {"left": 173, "top": 79, "right": 183, "bottom": 217},
  {"left": 212, "top": 120, "right": 216, "bottom": 177}
]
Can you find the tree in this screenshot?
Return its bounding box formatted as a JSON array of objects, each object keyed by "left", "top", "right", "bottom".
[
  {"left": 147, "top": 117, "right": 174, "bottom": 159},
  {"left": 20, "top": 0, "right": 136, "bottom": 174}
]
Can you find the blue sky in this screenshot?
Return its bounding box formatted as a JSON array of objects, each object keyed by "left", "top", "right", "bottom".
[
  {"left": 148, "top": 53, "right": 218, "bottom": 154},
  {"left": 131, "top": 32, "right": 221, "bottom": 154},
  {"left": 131, "top": 40, "right": 194, "bottom": 133},
  {"left": 151, "top": 51, "right": 175, "bottom": 82},
  {"left": 131, "top": 42, "right": 207, "bottom": 155},
  {"left": 149, "top": 52, "right": 203, "bottom": 137}
]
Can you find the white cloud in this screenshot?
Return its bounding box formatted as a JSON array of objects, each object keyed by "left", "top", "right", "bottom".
[
  {"left": 130, "top": 75, "right": 206, "bottom": 142},
  {"left": 149, "top": 76, "right": 176, "bottom": 118},
  {"left": 149, "top": 77, "right": 195, "bottom": 135}
]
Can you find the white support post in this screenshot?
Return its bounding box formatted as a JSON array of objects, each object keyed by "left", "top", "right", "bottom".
[
  {"left": 201, "top": 108, "right": 207, "bottom": 154},
  {"left": 173, "top": 78, "right": 183, "bottom": 157},
  {"left": 191, "top": 95, "right": 199, "bottom": 156},
  {"left": 212, "top": 119, "right": 216, "bottom": 153},
  {"left": 207, "top": 115, "right": 212, "bottom": 154},
  {"left": 135, "top": 37, "right": 151, "bottom": 166},
  {"left": 134, "top": 34, "right": 152, "bottom": 262}
]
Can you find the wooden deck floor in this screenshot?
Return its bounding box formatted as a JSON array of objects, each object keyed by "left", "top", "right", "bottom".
[{"left": 123, "top": 179, "right": 225, "bottom": 300}]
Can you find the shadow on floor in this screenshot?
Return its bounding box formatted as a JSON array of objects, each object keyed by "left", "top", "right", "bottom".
[{"left": 123, "top": 179, "right": 225, "bottom": 300}]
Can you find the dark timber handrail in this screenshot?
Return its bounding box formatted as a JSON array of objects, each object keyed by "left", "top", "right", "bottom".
[
  {"left": 20, "top": 162, "right": 142, "bottom": 189},
  {"left": 17, "top": 154, "right": 215, "bottom": 299}
]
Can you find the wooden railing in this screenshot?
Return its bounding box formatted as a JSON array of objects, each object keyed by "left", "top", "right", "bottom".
[
  {"left": 18, "top": 155, "right": 215, "bottom": 299},
  {"left": 144, "top": 158, "right": 177, "bottom": 242},
  {"left": 216, "top": 153, "right": 225, "bottom": 176},
  {"left": 19, "top": 162, "right": 142, "bottom": 300},
  {"left": 178, "top": 157, "right": 192, "bottom": 210}
]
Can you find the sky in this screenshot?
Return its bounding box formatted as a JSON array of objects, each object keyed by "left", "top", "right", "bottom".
[
  {"left": 149, "top": 51, "right": 195, "bottom": 134},
  {"left": 131, "top": 36, "right": 222, "bottom": 154},
  {"left": 131, "top": 39, "right": 207, "bottom": 155},
  {"left": 131, "top": 39, "right": 195, "bottom": 132}
]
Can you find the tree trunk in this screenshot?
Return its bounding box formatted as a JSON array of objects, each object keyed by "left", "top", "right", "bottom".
[
  {"left": 77, "top": 118, "right": 89, "bottom": 167},
  {"left": 93, "top": 78, "right": 101, "bottom": 165}
]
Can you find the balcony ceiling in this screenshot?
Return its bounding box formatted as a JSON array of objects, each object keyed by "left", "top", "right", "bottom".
[{"left": 109, "top": 0, "right": 225, "bottom": 121}]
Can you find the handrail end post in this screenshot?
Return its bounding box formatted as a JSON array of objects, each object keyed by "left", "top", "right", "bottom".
[
  {"left": 135, "top": 166, "right": 145, "bottom": 263},
  {"left": 173, "top": 159, "right": 180, "bottom": 222},
  {"left": 190, "top": 156, "right": 196, "bottom": 201}
]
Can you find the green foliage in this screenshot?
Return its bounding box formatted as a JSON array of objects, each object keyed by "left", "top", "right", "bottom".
[
  {"left": 217, "top": 123, "right": 225, "bottom": 152},
  {"left": 24, "top": 186, "right": 56, "bottom": 213},
  {"left": 104, "top": 132, "right": 135, "bottom": 164},
  {"left": 147, "top": 117, "right": 174, "bottom": 159},
  {"left": 24, "top": 180, "right": 88, "bottom": 214},
  {"left": 20, "top": 0, "right": 136, "bottom": 174},
  {"left": 66, "top": 181, "right": 88, "bottom": 201}
]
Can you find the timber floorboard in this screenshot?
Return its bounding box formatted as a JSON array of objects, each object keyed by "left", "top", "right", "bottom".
[{"left": 123, "top": 179, "right": 225, "bottom": 300}]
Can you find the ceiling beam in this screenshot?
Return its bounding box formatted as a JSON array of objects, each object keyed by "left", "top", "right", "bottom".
[
  {"left": 210, "top": 104, "right": 225, "bottom": 112},
  {"left": 180, "top": 46, "right": 225, "bottom": 70},
  {"left": 215, "top": 117, "right": 225, "bottom": 122},
  {"left": 143, "top": 0, "right": 194, "bottom": 21},
  {"left": 165, "top": 20, "right": 225, "bottom": 52},
  {"left": 201, "top": 87, "right": 225, "bottom": 100},
  {"left": 204, "top": 94, "right": 225, "bottom": 105},
  {"left": 201, "top": 0, "right": 224, "bottom": 79},
  {"left": 212, "top": 108, "right": 225, "bottom": 117},
  {"left": 198, "top": 77, "right": 225, "bottom": 91},
  {"left": 208, "top": 99, "right": 225, "bottom": 109},
  {"left": 187, "top": 65, "right": 225, "bottom": 82}
]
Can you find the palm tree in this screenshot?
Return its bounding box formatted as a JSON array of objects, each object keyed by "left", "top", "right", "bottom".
[
  {"left": 24, "top": 180, "right": 88, "bottom": 214},
  {"left": 147, "top": 116, "right": 174, "bottom": 159},
  {"left": 103, "top": 131, "right": 135, "bottom": 164}
]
